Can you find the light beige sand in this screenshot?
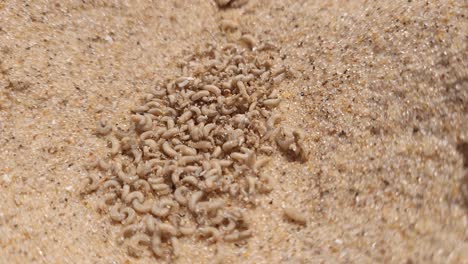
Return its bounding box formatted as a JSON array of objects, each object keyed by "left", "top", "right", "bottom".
[{"left": 0, "top": 0, "right": 467, "bottom": 263}]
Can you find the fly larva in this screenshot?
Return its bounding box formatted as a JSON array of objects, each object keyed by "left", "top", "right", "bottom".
[
  {"left": 151, "top": 233, "right": 164, "bottom": 257},
  {"left": 131, "top": 146, "right": 143, "bottom": 163},
  {"left": 161, "top": 127, "right": 179, "bottom": 139},
  {"left": 204, "top": 175, "right": 220, "bottom": 191},
  {"left": 179, "top": 225, "right": 196, "bottom": 236},
  {"left": 95, "top": 119, "right": 112, "bottom": 135},
  {"left": 181, "top": 176, "right": 199, "bottom": 187},
  {"left": 99, "top": 192, "right": 118, "bottom": 210},
  {"left": 128, "top": 233, "right": 151, "bottom": 257},
  {"left": 283, "top": 207, "right": 307, "bottom": 225},
  {"left": 124, "top": 191, "right": 144, "bottom": 204},
  {"left": 152, "top": 199, "right": 179, "bottom": 218},
  {"left": 239, "top": 34, "right": 256, "bottom": 49},
  {"left": 157, "top": 222, "right": 178, "bottom": 237},
  {"left": 266, "top": 113, "right": 281, "bottom": 130},
  {"left": 230, "top": 152, "right": 249, "bottom": 163},
  {"left": 197, "top": 199, "right": 224, "bottom": 213},
  {"left": 262, "top": 98, "right": 281, "bottom": 108},
  {"left": 253, "top": 157, "right": 270, "bottom": 171},
  {"left": 110, "top": 205, "right": 136, "bottom": 225},
  {"left": 177, "top": 111, "right": 193, "bottom": 124},
  {"left": 174, "top": 186, "right": 190, "bottom": 205},
  {"left": 201, "top": 105, "right": 218, "bottom": 117},
  {"left": 174, "top": 145, "right": 197, "bottom": 156},
  {"left": 178, "top": 155, "right": 203, "bottom": 166},
  {"left": 170, "top": 237, "right": 180, "bottom": 258},
  {"left": 80, "top": 174, "right": 100, "bottom": 194},
  {"left": 273, "top": 73, "right": 286, "bottom": 84},
  {"left": 191, "top": 90, "right": 210, "bottom": 101},
  {"left": 190, "top": 141, "right": 213, "bottom": 150},
  {"left": 222, "top": 140, "right": 238, "bottom": 152},
  {"left": 113, "top": 162, "right": 138, "bottom": 184},
  {"left": 133, "top": 199, "right": 153, "bottom": 213},
  {"left": 102, "top": 179, "right": 121, "bottom": 193},
  {"left": 162, "top": 142, "right": 178, "bottom": 158},
  {"left": 143, "top": 215, "right": 156, "bottom": 234},
  {"left": 188, "top": 191, "right": 204, "bottom": 212},
  {"left": 151, "top": 183, "right": 171, "bottom": 195},
  {"left": 171, "top": 168, "right": 183, "bottom": 185},
  {"left": 108, "top": 135, "right": 121, "bottom": 156},
  {"left": 236, "top": 81, "right": 250, "bottom": 101},
  {"left": 223, "top": 230, "right": 252, "bottom": 242},
  {"left": 203, "top": 123, "right": 216, "bottom": 137},
  {"left": 202, "top": 84, "right": 221, "bottom": 96},
  {"left": 97, "top": 159, "right": 112, "bottom": 171},
  {"left": 183, "top": 165, "right": 202, "bottom": 174},
  {"left": 199, "top": 226, "right": 222, "bottom": 243},
  {"left": 121, "top": 184, "right": 131, "bottom": 201},
  {"left": 212, "top": 146, "right": 222, "bottom": 158},
  {"left": 218, "top": 159, "right": 233, "bottom": 167},
  {"left": 136, "top": 163, "right": 151, "bottom": 177},
  {"left": 161, "top": 116, "right": 175, "bottom": 129}
]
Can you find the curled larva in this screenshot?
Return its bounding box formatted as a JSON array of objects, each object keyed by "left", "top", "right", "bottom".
[
  {"left": 224, "top": 230, "right": 252, "bottom": 242},
  {"left": 202, "top": 84, "right": 221, "bottom": 96},
  {"left": 128, "top": 233, "right": 151, "bottom": 257},
  {"left": 181, "top": 176, "right": 199, "bottom": 187},
  {"left": 283, "top": 207, "right": 307, "bottom": 225},
  {"left": 203, "top": 123, "right": 216, "bottom": 137},
  {"left": 95, "top": 119, "right": 112, "bottom": 135},
  {"left": 151, "top": 199, "right": 179, "bottom": 218},
  {"left": 188, "top": 191, "right": 204, "bottom": 212},
  {"left": 133, "top": 199, "right": 153, "bottom": 213},
  {"left": 199, "top": 226, "right": 221, "bottom": 243},
  {"left": 110, "top": 205, "right": 136, "bottom": 225},
  {"left": 108, "top": 135, "right": 121, "bottom": 155},
  {"left": 162, "top": 142, "right": 178, "bottom": 158},
  {"left": 125, "top": 191, "right": 144, "bottom": 204},
  {"left": 174, "top": 186, "right": 190, "bottom": 205},
  {"left": 102, "top": 179, "right": 120, "bottom": 192},
  {"left": 80, "top": 174, "right": 100, "bottom": 194}
]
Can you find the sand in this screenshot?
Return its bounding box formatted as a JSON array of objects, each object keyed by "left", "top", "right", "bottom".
[{"left": 0, "top": 0, "right": 467, "bottom": 263}]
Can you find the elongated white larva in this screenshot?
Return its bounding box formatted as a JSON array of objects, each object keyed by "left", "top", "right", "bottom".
[{"left": 283, "top": 207, "right": 307, "bottom": 225}]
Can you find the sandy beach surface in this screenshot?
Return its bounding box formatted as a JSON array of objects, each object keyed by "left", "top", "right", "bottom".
[{"left": 0, "top": 1, "right": 467, "bottom": 263}]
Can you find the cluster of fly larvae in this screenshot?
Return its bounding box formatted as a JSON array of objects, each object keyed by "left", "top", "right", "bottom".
[{"left": 83, "top": 40, "right": 307, "bottom": 258}]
